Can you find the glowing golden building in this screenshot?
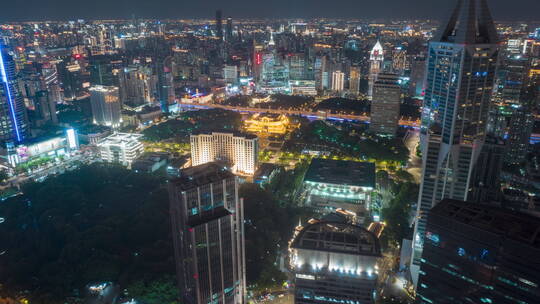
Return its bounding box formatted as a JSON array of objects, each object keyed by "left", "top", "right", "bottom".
[{"left": 244, "top": 113, "right": 290, "bottom": 135}]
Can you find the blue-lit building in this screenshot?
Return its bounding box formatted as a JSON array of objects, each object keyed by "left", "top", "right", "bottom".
[
  {"left": 412, "top": 0, "right": 500, "bottom": 272},
  {"left": 0, "top": 44, "right": 28, "bottom": 143},
  {"left": 417, "top": 199, "right": 540, "bottom": 304}
]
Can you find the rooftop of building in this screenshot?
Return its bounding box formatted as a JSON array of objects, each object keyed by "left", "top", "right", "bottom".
[
  {"left": 89, "top": 85, "right": 119, "bottom": 92},
  {"left": 169, "top": 162, "right": 235, "bottom": 191},
  {"left": 97, "top": 132, "right": 143, "bottom": 145},
  {"left": 191, "top": 130, "right": 258, "bottom": 140},
  {"left": 304, "top": 158, "right": 376, "bottom": 188},
  {"left": 291, "top": 220, "right": 381, "bottom": 257},
  {"left": 431, "top": 199, "right": 540, "bottom": 248},
  {"left": 436, "top": 0, "right": 498, "bottom": 45}
]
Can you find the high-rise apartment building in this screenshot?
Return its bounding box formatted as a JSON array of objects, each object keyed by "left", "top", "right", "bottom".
[
  {"left": 331, "top": 71, "right": 345, "bottom": 92},
  {"left": 417, "top": 199, "right": 540, "bottom": 304},
  {"left": 368, "top": 41, "right": 384, "bottom": 98},
  {"left": 412, "top": 0, "right": 500, "bottom": 273},
  {"left": 168, "top": 163, "right": 246, "bottom": 304},
  {"left": 289, "top": 219, "right": 381, "bottom": 304},
  {"left": 119, "top": 65, "right": 158, "bottom": 108},
  {"left": 190, "top": 131, "right": 258, "bottom": 175},
  {"left": 0, "top": 44, "right": 28, "bottom": 143},
  {"left": 370, "top": 73, "right": 401, "bottom": 136},
  {"left": 90, "top": 85, "right": 122, "bottom": 127}
]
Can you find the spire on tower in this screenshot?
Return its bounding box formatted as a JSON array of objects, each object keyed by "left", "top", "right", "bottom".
[
  {"left": 268, "top": 31, "right": 275, "bottom": 47},
  {"left": 437, "top": 0, "right": 498, "bottom": 44},
  {"left": 370, "top": 41, "right": 384, "bottom": 61}
]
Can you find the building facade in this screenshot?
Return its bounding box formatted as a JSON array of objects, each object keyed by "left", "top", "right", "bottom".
[
  {"left": 417, "top": 199, "right": 540, "bottom": 304},
  {"left": 168, "top": 163, "right": 246, "bottom": 304},
  {"left": 349, "top": 66, "right": 361, "bottom": 95},
  {"left": 97, "top": 132, "right": 144, "bottom": 167},
  {"left": 90, "top": 85, "right": 121, "bottom": 127},
  {"left": 223, "top": 65, "right": 238, "bottom": 84},
  {"left": 119, "top": 65, "right": 158, "bottom": 108},
  {"left": 409, "top": 55, "right": 426, "bottom": 97},
  {"left": 190, "top": 132, "right": 258, "bottom": 175},
  {"left": 412, "top": 0, "right": 500, "bottom": 271},
  {"left": 289, "top": 220, "right": 381, "bottom": 304},
  {"left": 370, "top": 73, "right": 401, "bottom": 136},
  {"left": 331, "top": 71, "right": 345, "bottom": 92}
]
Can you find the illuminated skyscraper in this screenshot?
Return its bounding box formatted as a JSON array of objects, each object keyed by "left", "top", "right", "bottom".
[
  {"left": 412, "top": 0, "right": 499, "bottom": 277},
  {"left": 169, "top": 163, "right": 246, "bottom": 304},
  {"left": 0, "top": 44, "right": 28, "bottom": 143},
  {"left": 89, "top": 85, "right": 121, "bottom": 127},
  {"left": 368, "top": 41, "right": 384, "bottom": 98},
  {"left": 331, "top": 71, "right": 345, "bottom": 92},
  {"left": 370, "top": 73, "right": 401, "bottom": 136},
  {"left": 349, "top": 66, "right": 361, "bottom": 94}
]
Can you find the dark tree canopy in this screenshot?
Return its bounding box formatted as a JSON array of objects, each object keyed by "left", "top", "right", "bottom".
[{"left": 0, "top": 164, "right": 175, "bottom": 303}]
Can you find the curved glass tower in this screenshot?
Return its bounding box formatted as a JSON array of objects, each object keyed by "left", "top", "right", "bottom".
[{"left": 0, "top": 44, "right": 28, "bottom": 143}]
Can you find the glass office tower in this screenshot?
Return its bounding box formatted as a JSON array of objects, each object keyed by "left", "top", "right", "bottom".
[{"left": 412, "top": 0, "right": 500, "bottom": 271}]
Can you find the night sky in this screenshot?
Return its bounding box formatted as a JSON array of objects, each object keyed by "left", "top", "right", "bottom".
[{"left": 1, "top": 0, "right": 539, "bottom": 21}]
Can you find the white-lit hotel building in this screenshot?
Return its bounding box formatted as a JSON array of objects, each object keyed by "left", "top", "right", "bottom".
[
  {"left": 190, "top": 131, "right": 258, "bottom": 175},
  {"left": 289, "top": 220, "right": 381, "bottom": 304},
  {"left": 97, "top": 133, "right": 144, "bottom": 167}
]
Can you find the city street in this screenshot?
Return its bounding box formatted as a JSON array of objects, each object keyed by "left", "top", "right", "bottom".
[{"left": 404, "top": 130, "right": 421, "bottom": 183}]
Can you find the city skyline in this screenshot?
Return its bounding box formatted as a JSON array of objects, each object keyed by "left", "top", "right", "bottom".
[
  {"left": 1, "top": 0, "right": 540, "bottom": 21},
  {"left": 1, "top": 0, "right": 540, "bottom": 303}
]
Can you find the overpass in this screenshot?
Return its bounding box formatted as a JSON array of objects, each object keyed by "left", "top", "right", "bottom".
[
  {"left": 176, "top": 102, "right": 421, "bottom": 128},
  {"left": 176, "top": 102, "right": 540, "bottom": 143}
]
